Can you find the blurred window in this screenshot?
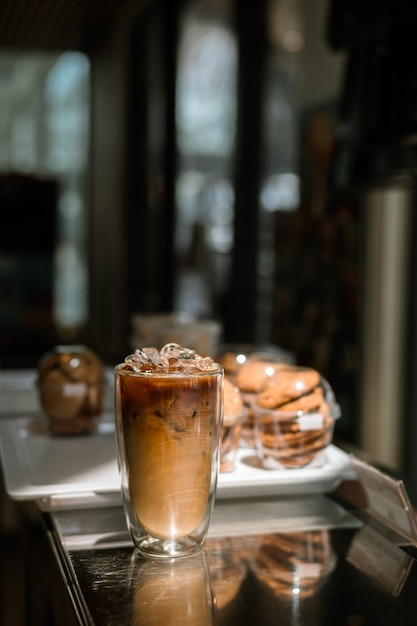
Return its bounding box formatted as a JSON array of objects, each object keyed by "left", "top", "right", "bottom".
[
  {"left": 174, "top": 0, "right": 237, "bottom": 317},
  {"left": 0, "top": 51, "right": 90, "bottom": 355}
]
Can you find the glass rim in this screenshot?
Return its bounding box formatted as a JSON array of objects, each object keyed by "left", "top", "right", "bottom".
[{"left": 114, "top": 362, "right": 224, "bottom": 378}]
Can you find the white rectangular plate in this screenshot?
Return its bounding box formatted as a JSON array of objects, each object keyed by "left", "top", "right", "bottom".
[{"left": 0, "top": 414, "right": 355, "bottom": 509}]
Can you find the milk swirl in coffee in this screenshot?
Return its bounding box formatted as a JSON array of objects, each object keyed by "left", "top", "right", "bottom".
[{"left": 115, "top": 344, "right": 223, "bottom": 554}]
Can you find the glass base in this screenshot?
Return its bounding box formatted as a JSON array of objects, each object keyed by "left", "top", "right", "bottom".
[{"left": 135, "top": 534, "right": 202, "bottom": 559}]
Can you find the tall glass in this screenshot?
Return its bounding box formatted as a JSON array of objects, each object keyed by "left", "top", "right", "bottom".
[{"left": 115, "top": 357, "right": 223, "bottom": 558}]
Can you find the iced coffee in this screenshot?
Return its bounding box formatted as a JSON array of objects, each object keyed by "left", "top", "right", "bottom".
[{"left": 115, "top": 343, "right": 223, "bottom": 558}]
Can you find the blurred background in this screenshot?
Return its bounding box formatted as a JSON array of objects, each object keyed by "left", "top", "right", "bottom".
[{"left": 0, "top": 0, "right": 417, "bottom": 476}]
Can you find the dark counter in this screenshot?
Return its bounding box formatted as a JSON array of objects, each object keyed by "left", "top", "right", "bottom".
[{"left": 34, "top": 493, "right": 417, "bottom": 626}]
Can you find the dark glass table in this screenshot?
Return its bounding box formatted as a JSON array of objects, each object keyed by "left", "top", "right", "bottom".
[{"left": 34, "top": 491, "right": 417, "bottom": 626}]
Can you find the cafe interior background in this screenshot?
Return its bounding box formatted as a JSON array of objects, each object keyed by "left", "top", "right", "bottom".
[{"left": 1, "top": 0, "right": 417, "bottom": 592}]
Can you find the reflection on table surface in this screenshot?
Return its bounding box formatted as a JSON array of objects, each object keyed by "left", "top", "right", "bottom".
[
  {"left": 130, "top": 550, "right": 214, "bottom": 626},
  {"left": 63, "top": 521, "right": 417, "bottom": 626}
]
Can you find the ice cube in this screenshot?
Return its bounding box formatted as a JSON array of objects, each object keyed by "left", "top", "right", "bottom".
[{"left": 125, "top": 343, "right": 218, "bottom": 373}]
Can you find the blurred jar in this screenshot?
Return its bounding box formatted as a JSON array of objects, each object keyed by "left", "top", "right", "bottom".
[
  {"left": 37, "top": 345, "right": 104, "bottom": 435},
  {"left": 251, "top": 367, "right": 341, "bottom": 469}
]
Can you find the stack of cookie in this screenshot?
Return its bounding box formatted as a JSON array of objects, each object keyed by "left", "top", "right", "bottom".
[
  {"left": 251, "top": 365, "right": 340, "bottom": 468},
  {"left": 218, "top": 347, "right": 340, "bottom": 470},
  {"left": 234, "top": 355, "right": 290, "bottom": 448}
]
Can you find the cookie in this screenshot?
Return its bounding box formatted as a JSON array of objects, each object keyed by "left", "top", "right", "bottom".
[
  {"left": 256, "top": 368, "right": 320, "bottom": 409},
  {"left": 235, "top": 360, "right": 287, "bottom": 393}
]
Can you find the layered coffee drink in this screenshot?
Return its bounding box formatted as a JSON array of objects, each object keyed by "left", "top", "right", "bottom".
[{"left": 115, "top": 343, "right": 223, "bottom": 557}]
